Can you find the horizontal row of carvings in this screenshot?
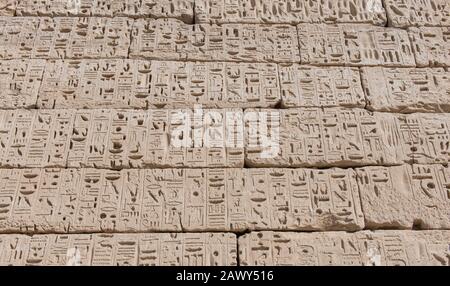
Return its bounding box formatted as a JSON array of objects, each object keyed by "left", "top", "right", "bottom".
[
  {"left": 0, "top": 230, "right": 449, "bottom": 266},
  {"left": 0, "top": 17, "right": 448, "bottom": 66},
  {"left": 1, "top": 59, "right": 449, "bottom": 113},
  {"left": 1, "top": 0, "right": 449, "bottom": 28},
  {"left": 0, "top": 108, "right": 449, "bottom": 169},
  {"left": 0, "top": 165, "right": 449, "bottom": 234}
]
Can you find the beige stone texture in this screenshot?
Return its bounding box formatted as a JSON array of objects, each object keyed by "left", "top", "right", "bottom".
[
  {"left": 38, "top": 60, "right": 280, "bottom": 109},
  {"left": 0, "top": 59, "right": 45, "bottom": 109},
  {"left": 244, "top": 108, "right": 404, "bottom": 168},
  {"left": 195, "top": 0, "right": 386, "bottom": 25},
  {"left": 130, "top": 19, "right": 300, "bottom": 63},
  {"left": 16, "top": 0, "right": 194, "bottom": 23},
  {"left": 409, "top": 27, "right": 450, "bottom": 67},
  {"left": 385, "top": 0, "right": 450, "bottom": 28},
  {"left": 0, "top": 110, "right": 73, "bottom": 168},
  {"left": 67, "top": 109, "right": 244, "bottom": 169},
  {"left": 245, "top": 109, "right": 450, "bottom": 167},
  {"left": 362, "top": 67, "right": 450, "bottom": 113},
  {"left": 356, "top": 165, "right": 450, "bottom": 230},
  {"left": 279, "top": 64, "right": 365, "bottom": 108},
  {"left": 0, "top": 233, "right": 237, "bottom": 266},
  {"left": 0, "top": 17, "right": 132, "bottom": 60},
  {"left": 0, "top": 168, "right": 364, "bottom": 234},
  {"left": 239, "top": 230, "right": 450, "bottom": 266},
  {"left": 0, "top": 0, "right": 15, "bottom": 15},
  {"left": 298, "top": 24, "right": 416, "bottom": 67}
]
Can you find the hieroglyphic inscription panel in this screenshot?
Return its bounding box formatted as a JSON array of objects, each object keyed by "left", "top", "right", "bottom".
[
  {"left": 298, "top": 24, "right": 416, "bottom": 67},
  {"left": 67, "top": 109, "right": 244, "bottom": 169},
  {"left": 239, "top": 231, "right": 450, "bottom": 266},
  {"left": 409, "top": 27, "right": 450, "bottom": 67},
  {"left": 38, "top": 60, "right": 280, "bottom": 109},
  {"left": 385, "top": 0, "right": 450, "bottom": 27},
  {"left": 356, "top": 165, "right": 450, "bottom": 230},
  {"left": 0, "top": 168, "right": 364, "bottom": 233},
  {"left": 361, "top": 67, "right": 450, "bottom": 113},
  {"left": 0, "top": 233, "right": 237, "bottom": 266},
  {"left": 130, "top": 19, "right": 300, "bottom": 63},
  {"left": 194, "top": 0, "right": 386, "bottom": 25},
  {"left": 279, "top": 65, "right": 365, "bottom": 108},
  {"left": 0, "top": 59, "right": 46, "bottom": 109}
]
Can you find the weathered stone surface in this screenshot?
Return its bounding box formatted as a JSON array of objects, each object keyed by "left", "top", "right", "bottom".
[
  {"left": 409, "top": 27, "right": 450, "bottom": 67},
  {"left": 0, "top": 110, "right": 73, "bottom": 168},
  {"left": 356, "top": 165, "right": 450, "bottom": 230},
  {"left": 130, "top": 19, "right": 300, "bottom": 63},
  {"left": 239, "top": 230, "right": 450, "bottom": 266},
  {"left": 0, "top": 17, "right": 41, "bottom": 59},
  {"left": 298, "top": 24, "right": 416, "bottom": 67},
  {"left": 16, "top": 0, "right": 194, "bottom": 23},
  {"left": 362, "top": 67, "right": 450, "bottom": 113},
  {"left": 0, "top": 59, "right": 45, "bottom": 109},
  {"left": 0, "top": 17, "right": 132, "bottom": 60},
  {"left": 244, "top": 108, "right": 403, "bottom": 168},
  {"left": 38, "top": 60, "right": 280, "bottom": 109},
  {"left": 195, "top": 0, "right": 386, "bottom": 25},
  {"left": 245, "top": 109, "right": 450, "bottom": 167},
  {"left": 67, "top": 109, "right": 244, "bottom": 169},
  {"left": 0, "top": 0, "right": 15, "bottom": 15},
  {"left": 279, "top": 65, "right": 365, "bottom": 108},
  {"left": 385, "top": 0, "right": 450, "bottom": 28},
  {"left": 0, "top": 168, "right": 364, "bottom": 234},
  {"left": 0, "top": 233, "right": 237, "bottom": 266}
]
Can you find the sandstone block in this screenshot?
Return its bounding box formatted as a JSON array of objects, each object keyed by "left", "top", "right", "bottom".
[
  {"left": 356, "top": 165, "right": 450, "bottom": 230},
  {"left": 385, "top": 0, "right": 450, "bottom": 28},
  {"left": 239, "top": 231, "right": 450, "bottom": 266},
  {"left": 16, "top": 0, "right": 194, "bottom": 23},
  {"left": 279, "top": 65, "right": 365, "bottom": 108},
  {"left": 362, "top": 67, "right": 450, "bottom": 113},
  {"left": 0, "top": 0, "right": 15, "bottom": 15},
  {"left": 298, "top": 24, "right": 416, "bottom": 67},
  {"left": 67, "top": 109, "right": 244, "bottom": 169},
  {"left": 130, "top": 19, "right": 300, "bottom": 63},
  {"left": 0, "top": 233, "right": 237, "bottom": 266},
  {"left": 409, "top": 27, "right": 450, "bottom": 67},
  {"left": 0, "top": 59, "right": 45, "bottom": 109},
  {"left": 195, "top": 0, "right": 386, "bottom": 25},
  {"left": 0, "top": 110, "right": 73, "bottom": 168},
  {"left": 0, "top": 168, "right": 364, "bottom": 234},
  {"left": 244, "top": 108, "right": 403, "bottom": 168},
  {"left": 38, "top": 60, "right": 281, "bottom": 109},
  {"left": 0, "top": 17, "right": 132, "bottom": 60}
]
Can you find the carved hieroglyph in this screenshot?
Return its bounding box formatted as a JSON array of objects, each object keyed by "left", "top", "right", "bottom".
[
  {"left": 361, "top": 67, "right": 450, "bottom": 113},
  {"left": 130, "top": 19, "right": 300, "bottom": 63},
  {"left": 356, "top": 165, "right": 450, "bottom": 230},
  {"left": 244, "top": 108, "right": 403, "bottom": 168},
  {"left": 0, "top": 59, "right": 46, "bottom": 109},
  {"left": 195, "top": 0, "right": 386, "bottom": 25},
  {"left": 239, "top": 231, "right": 450, "bottom": 266},
  {"left": 0, "top": 233, "right": 237, "bottom": 266},
  {"left": 409, "top": 27, "right": 450, "bottom": 67},
  {"left": 384, "top": 0, "right": 450, "bottom": 28},
  {"left": 0, "top": 17, "right": 132, "bottom": 60},
  {"left": 298, "top": 24, "right": 416, "bottom": 67},
  {"left": 0, "top": 168, "right": 364, "bottom": 234},
  {"left": 16, "top": 0, "right": 195, "bottom": 23},
  {"left": 279, "top": 65, "right": 365, "bottom": 108},
  {"left": 67, "top": 109, "right": 244, "bottom": 169},
  {"left": 0, "top": 0, "right": 15, "bottom": 15},
  {"left": 0, "top": 110, "right": 73, "bottom": 168},
  {"left": 38, "top": 60, "right": 280, "bottom": 109},
  {"left": 245, "top": 108, "right": 450, "bottom": 167}
]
